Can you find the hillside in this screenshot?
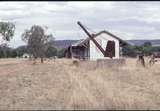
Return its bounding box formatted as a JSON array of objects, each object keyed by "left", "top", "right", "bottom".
[
  {"left": 54, "top": 39, "right": 160, "bottom": 49},
  {"left": 54, "top": 40, "right": 79, "bottom": 49},
  {"left": 15, "top": 39, "right": 160, "bottom": 49},
  {"left": 127, "top": 39, "right": 160, "bottom": 46}
]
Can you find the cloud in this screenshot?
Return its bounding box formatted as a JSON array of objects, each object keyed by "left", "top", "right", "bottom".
[{"left": 0, "top": 1, "right": 159, "bottom": 48}]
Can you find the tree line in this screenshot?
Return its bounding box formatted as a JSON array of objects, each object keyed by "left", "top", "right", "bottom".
[
  {"left": 0, "top": 45, "right": 65, "bottom": 59},
  {"left": 122, "top": 41, "right": 160, "bottom": 57},
  {"left": 0, "top": 22, "right": 65, "bottom": 63},
  {"left": 0, "top": 21, "right": 160, "bottom": 62}
]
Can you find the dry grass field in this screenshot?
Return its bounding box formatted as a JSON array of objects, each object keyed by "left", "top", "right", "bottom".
[{"left": 0, "top": 58, "right": 160, "bottom": 110}]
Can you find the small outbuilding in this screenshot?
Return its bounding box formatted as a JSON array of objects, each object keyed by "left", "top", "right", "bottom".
[
  {"left": 22, "top": 53, "right": 30, "bottom": 58},
  {"left": 65, "top": 30, "right": 129, "bottom": 60}
]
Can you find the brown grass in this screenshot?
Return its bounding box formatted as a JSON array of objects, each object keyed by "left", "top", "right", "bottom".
[{"left": 0, "top": 58, "right": 160, "bottom": 110}]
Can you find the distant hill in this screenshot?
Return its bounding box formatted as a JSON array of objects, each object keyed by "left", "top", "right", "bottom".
[
  {"left": 15, "top": 39, "right": 160, "bottom": 49},
  {"left": 54, "top": 40, "right": 79, "bottom": 49},
  {"left": 54, "top": 39, "right": 160, "bottom": 49},
  {"left": 127, "top": 39, "right": 160, "bottom": 46}
]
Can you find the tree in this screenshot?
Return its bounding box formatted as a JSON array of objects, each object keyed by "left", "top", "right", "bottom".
[
  {"left": 0, "top": 22, "right": 15, "bottom": 58},
  {"left": 57, "top": 48, "right": 66, "bottom": 58},
  {"left": 46, "top": 45, "right": 57, "bottom": 58},
  {"left": 10, "top": 49, "right": 17, "bottom": 58},
  {"left": 143, "top": 41, "right": 152, "bottom": 47},
  {"left": 0, "top": 45, "right": 17, "bottom": 58},
  {"left": 21, "top": 25, "right": 54, "bottom": 63},
  {"left": 122, "top": 45, "right": 137, "bottom": 57},
  {"left": 15, "top": 45, "right": 28, "bottom": 57},
  {"left": 0, "top": 22, "right": 15, "bottom": 42},
  {"left": 142, "top": 42, "right": 152, "bottom": 56},
  {"left": 45, "top": 38, "right": 57, "bottom": 58},
  {"left": 151, "top": 46, "right": 160, "bottom": 52}
]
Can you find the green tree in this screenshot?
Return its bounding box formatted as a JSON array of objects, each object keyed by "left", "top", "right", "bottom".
[
  {"left": 143, "top": 42, "right": 152, "bottom": 47},
  {"left": 0, "top": 22, "right": 15, "bottom": 58},
  {"left": 122, "top": 45, "right": 137, "bottom": 57},
  {"left": 151, "top": 46, "right": 160, "bottom": 52},
  {"left": 57, "top": 48, "right": 66, "bottom": 58},
  {"left": 142, "top": 42, "right": 152, "bottom": 56},
  {"left": 46, "top": 45, "right": 57, "bottom": 58},
  {"left": 0, "top": 22, "right": 15, "bottom": 41},
  {"left": 15, "top": 45, "right": 28, "bottom": 57},
  {"left": 0, "top": 45, "right": 17, "bottom": 58},
  {"left": 21, "top": 25, "right": 54, "bottom": 63},
  {"left": 10, "top": 49, "right": 17, "bottom": 58}
]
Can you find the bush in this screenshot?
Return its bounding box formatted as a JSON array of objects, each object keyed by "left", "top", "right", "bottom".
[
  {"left": 15, "top": 45, "right": 28, "bottom": 57},
  {"left": 45, "top": 46, "right": 57, "bottom": 58},
  {"left": 57, "top": 48, "right": 66, "bottom": 58},
  {"left": 122, "top": 45, "right": 137, "bottom": 57},
  {"left": 0, "top": 45, "right": 18, "bottom": 58}
]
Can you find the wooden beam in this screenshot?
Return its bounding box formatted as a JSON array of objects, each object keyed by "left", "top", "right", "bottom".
[
  {"left": 77, "top": 21, "right": 106, "bottom": 56},
  {"left": 82, "top": 43, "right": 88, "bottom": 48},
  {"left": 70, "top": 46, "right": 73, "bottom": 58}
]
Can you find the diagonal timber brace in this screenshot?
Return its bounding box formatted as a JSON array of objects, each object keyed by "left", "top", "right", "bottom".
[{"left": 77, "top": 21, "right": 106, "bottom": 56}]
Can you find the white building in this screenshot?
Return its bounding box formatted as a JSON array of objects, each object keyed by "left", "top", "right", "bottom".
[
  {"left": 65, "top": 30, "right": 128, "bottom": 61},
  {"left": 22, "top": 53, "right": 30, "bottom": 58}
]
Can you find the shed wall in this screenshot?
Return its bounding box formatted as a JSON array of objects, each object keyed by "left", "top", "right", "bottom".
[{"left": 89, "top": 33, "right": 119, "bottom": 60}]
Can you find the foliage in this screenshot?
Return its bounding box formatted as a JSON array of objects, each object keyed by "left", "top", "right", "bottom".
[
  {"left": 122, "top": 45, "right": 137, "bottom": 57},
  {"left": 143, "top": 42, "right": 152, "bottom": 47},
  {"left": 15, "top": 45, "right": 28, "bottom": 57},
  {"left": 21, "top": 25, "right": 54, "bottom": 63},
  {"left": 0, "top": 22, "right": 15, "bottom": 41},
  {"left": 45, "top": 45, "right": 57, "bottom": 58},
  {"left": 141, "top": 42, "right": 152, "bottom": 56},
  {"left": 10, "top": 49, "right": 17, "bottom": 58},
  {"left": 0, "top": 22, "right": 15, "bottom": 58},
  {"left": 0, "top": 45, "right": 17, "bottom": 58},
  {"left": 122, "top": 41, "right": 154, "bottom": 57},
  {"left": 151, "top": 46, "right": 160, "bottom": 52},
  {"left": 57, "top": 48, "right": 66, "bottom": 58}
]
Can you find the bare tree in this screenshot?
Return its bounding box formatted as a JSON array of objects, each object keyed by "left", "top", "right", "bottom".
[
  {"left": 21, "top": 25, "right": 54, "bottom": 63},
  {"left": 0, "top": 22, "right": 15, "bottom": 57}
]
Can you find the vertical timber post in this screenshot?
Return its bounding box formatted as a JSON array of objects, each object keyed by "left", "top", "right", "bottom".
[{"left": 70, "top": 45, "right": 73, "bottom": 59}]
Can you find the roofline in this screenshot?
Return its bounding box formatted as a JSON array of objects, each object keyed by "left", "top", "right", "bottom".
[
  {"left": 99, "top": 30, "right": 130, "bottom": 46},
  {"left": 72, "top": 30, "right": 130, "bottom": 46}
]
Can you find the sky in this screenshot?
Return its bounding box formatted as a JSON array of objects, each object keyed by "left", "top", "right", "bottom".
[{"left": 0, "top": 1, "right": 160, "bottom": 48}]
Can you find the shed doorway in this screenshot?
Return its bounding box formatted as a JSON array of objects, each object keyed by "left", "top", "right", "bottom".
[{"left": 105, "top": 40, "right": 115, "bottom": 58}]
